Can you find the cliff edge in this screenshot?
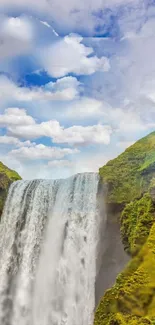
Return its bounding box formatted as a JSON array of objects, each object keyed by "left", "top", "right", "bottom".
[
  {"left": 0, "top": 161, "right": 21, "bottom": 216},
  {"left": 95, "top": 132, "right": 155, "bottom": 324}
]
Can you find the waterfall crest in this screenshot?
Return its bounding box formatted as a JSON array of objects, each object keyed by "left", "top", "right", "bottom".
[{"left": 0, "top": 173, "right": 100, "bottom": 325}]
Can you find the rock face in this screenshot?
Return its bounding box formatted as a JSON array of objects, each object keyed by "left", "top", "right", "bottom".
[
  {"left": 94, "top": 132, "right": 155, "bottom": 325},
  {"left": 0, "top": 161, "right": 21, "bottom": 216},
  {"left": 95, "top": 209, "right": 129, "bottom": 307}
]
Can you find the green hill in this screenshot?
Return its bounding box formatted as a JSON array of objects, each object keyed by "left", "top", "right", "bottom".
[
  {"left": 99, "top": 131, "right": 155, "bottom": 206},
  {"left": 95, "top": 132, "right": 155, "bottom": 325},
  {"left": 0, "top": 161, "right": 21, "bottom": 216}
]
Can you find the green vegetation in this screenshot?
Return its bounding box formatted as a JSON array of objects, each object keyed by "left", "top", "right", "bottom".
[
  {"left": 120, "top": 193, "right": 155, "bottom": 255},
  {"left": 95, "top": 132, "right": 155, "bottom": 325},
  {"left": 94, "top": 221, "right": 155, "bottom": 325},
  {"left": 0, "top": 161, "right": 21, "bottom": 215},
  {"left": 99, "top": 131, "right": 155, "bottom": 205}
]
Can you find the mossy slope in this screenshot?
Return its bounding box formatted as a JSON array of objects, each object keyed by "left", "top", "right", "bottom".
[
  {"left": 95, "top": 132, "right": 155, "bottom": 325},
  {"left": 0, "top": 161, "right": 21, "bottom": 215},
  {"left": 120, "top": 193, "right": 155, "bottom": 255},
  {"left": 99, "top": 131, "right": 155, "bottom": 206}
]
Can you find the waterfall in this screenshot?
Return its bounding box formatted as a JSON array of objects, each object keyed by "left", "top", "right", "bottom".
[{"left": 0, "top": 172, "right": 101, "bottom": 325}]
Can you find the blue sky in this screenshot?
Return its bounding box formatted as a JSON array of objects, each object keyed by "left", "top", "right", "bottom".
[{"left": 0, "top": 0, "right": 155, "bottom": 179}]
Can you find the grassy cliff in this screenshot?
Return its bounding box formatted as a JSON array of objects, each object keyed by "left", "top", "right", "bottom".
[
  {"left": 99, "top": 131, "right": 155, "bottom": 206},
  {"left": 94, "top": 132, "right": 155, "bottom": 325},
  {"left": 0, "top": 161, "right": 21, "bottom": 215}
]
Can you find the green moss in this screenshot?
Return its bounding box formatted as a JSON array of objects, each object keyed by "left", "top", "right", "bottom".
[
  {"left": 121, "top": 194, "right": 155, "bottom": 255},
  {"left": 149, "top": 178, "right": 155, "bottom": 189},
  {"left": 0, "top": 161, "right": 21, "bottom": 216},
  {"left": 99, "top": 132, "right": 155, "bottom": 205},
  {"left": 0, "top": 161, "right": 21, "bottom": 184},
  {"left": 94, "top": 222, "right": 155, "bottom": 325}
]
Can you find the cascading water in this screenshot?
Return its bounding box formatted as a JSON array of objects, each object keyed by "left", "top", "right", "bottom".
[{"left": 0, "top": 172, "right": 101, "bottom": 325}]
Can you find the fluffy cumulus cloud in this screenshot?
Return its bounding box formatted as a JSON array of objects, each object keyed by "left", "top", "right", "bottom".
[
  {"left": 0, "top": 107, "right": 112, "bottom": 146},
  {"left": 9, "top": 144, "right": 79, "bottom": 160},
  {"left": 51, "top": 124, "right": 112, "bottom": 146},
  {"left": 0, "top": 135, "right": 35, "bottom": 147},
  {"left": 0, "top": 75, "right": 106, "bottom": 122},
  {"left": 0, "top": 107, "right": 35, "bottom": 126},
  {"left": 0, "top": 76, "right": 81, "bottom": 103},
  {"left": 9, "top": 121, "right": 112, "bottom": 145},
  {"left": 40, "top": 34, "right": 110, "bottom": 78}
]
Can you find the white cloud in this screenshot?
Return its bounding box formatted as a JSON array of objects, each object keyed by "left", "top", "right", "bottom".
[
  {"left": 65, "top": 97, "right": 105, "bottom": 119},
  {"left": 0, "top": 107, "right": 112, "bottom": 146},
  {"left": 0, "top": 75, "right": 105, "bottom": 121},
  {"left": 8, "top": 121, "right": 112, "bottom": 146},
  {"left": 1, "top": 16, "right": 33, "bottom": 41},
  {"left": 0, "top": 15, "right": 34, "bottom": 60},
  {"left": 70, "top": 150, "right": 114, "bottom": 175},
  {"left": 101, "top": 106, "right": 155, "bottom": 135},
  {"left": 113, "top": 108, "right": 150, "bottom": 133},
  {"left": 40, "top": 34, "right": 110, "bottom": 77},
  {"left": 5, "top": 108, "right": 112, "bottom": 145},
  {"left": 48, "top": 160, "right": 73, "bottom": 167},
  {"left": 0, "top": 75, "right": 81, "bottom": 103},
  {"left": 0, "top": 135, "right": 35, "bottom": 147},
  {"left": 44, "top": 76, "right": 81, "bottom": 100},
  {"left": 47, "top": 76, "right": 80, "bottom": 92},
  {"left": 8, "top": 119, "right": 62, "bottom": 139},
  {"left": 121, "top": 19, "right": 155, "bottom": 41},
  {"left": 52, "top": 124, "right": 112, "bottom": 146},
  {"left": 0, "top": 0, "right": 138, "bottom": 35},
  {"left": 139, "top": 79, "right": 155, "bottom": 108},
  {"left": 0, "top": 108, "right": 35, "bottom": 127},
  {"left": 9, "top": 144, "right": 79, "bottom": 160},
  {"left": 0, "top": 0, "right": 136, "bottom": 11}
]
